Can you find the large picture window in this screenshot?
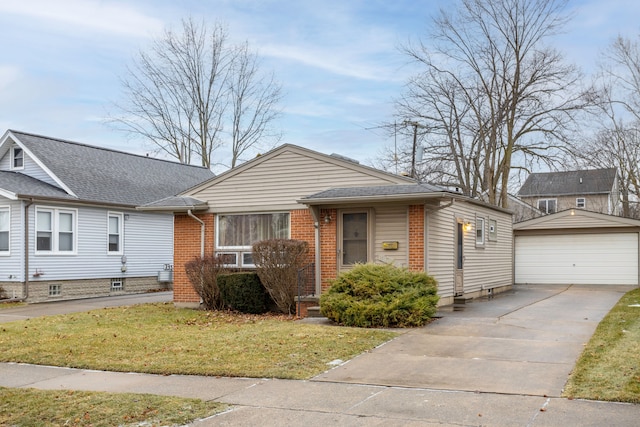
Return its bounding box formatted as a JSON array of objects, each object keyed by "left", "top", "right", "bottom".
[
  {"left": 0, "top": 207, "right": 9, "bottom": 253},
  {"left": 35, "top": 207, "right": 76, "bottom": 254},
  {"left": 217, "top": 213, "right": 289, "bottom": 266}
]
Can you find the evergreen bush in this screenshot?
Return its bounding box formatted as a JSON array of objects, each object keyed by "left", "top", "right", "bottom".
[
  {"left": 218, "top": 272, "right": 270, "bottom": 314},
  {"left": 320, "top": 263, "right": 439, "bottom": 328}
]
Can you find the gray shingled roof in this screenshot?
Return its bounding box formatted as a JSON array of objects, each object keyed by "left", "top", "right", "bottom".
[
  {"left": 301, "top": 183, "right": 448, "bottom": 202},
  {"left": 139, "top": 195, "right": 208, "bottom": 211},
  {"left": 8, "top": 130, "right": 215, "bottom": 206},
  {"left": 518, "top": 168, "right": 617, "bottom": 197},
  {"left": 0, "top": 170, "right": 76, "bottom": 200}
]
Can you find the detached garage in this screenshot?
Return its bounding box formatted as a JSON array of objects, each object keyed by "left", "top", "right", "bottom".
[{"left": 514, "top": 209, "right": 640, "bottom": 286}]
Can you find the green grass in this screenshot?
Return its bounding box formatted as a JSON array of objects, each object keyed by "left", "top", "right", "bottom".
[
  {"left": 563, "top": 288, "right": 640, "bottom": 403},
  {"left": 0, "top": 387, "right": 226, "bottom": 426},
  {"left": 0, "top": 303, "right": 397, "bottom": 379}
]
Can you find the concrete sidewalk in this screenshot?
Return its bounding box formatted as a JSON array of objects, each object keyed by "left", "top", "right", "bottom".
[{"left": 1, "top": 286, "right": 639, "bottom": 426}]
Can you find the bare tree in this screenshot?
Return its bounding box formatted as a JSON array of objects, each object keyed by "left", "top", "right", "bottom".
[
  {"left": 574, "top": 34, "right": 640, "bottom": 218},
  {"left": 391, "top": 0, "right": 594, "bottom": 207},
  {"left": 111, "top": 18, "right": 282, "bottom": 169},
  {"left": 228, "top": 42, "right": 283, "bottom": 168}
]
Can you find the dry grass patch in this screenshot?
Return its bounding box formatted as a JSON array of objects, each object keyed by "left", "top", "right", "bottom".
[
  {"left": 563, "top": 288, "right": 640, "bottom": 403},
  {"left": 0, "top": 387, "right": 225, "bottom": 426},
  {"left": 0, "top": 303, "right": 396, "bottom": 379}
]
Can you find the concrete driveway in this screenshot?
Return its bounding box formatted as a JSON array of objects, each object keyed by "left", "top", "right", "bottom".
[{"left": 313, "top": 284, "right": 633, "bottom": 397}]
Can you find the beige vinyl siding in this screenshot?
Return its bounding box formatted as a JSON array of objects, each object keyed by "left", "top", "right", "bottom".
[
  {"left": 517, "top": 213, "right": 635, "bottom": 231},
  {"left": 425, "top": 208, "right": 455, "bottom": 296},
  {"left": 373, "top": 205, "right": 408, "bottom": 267},
  {"left": 427, "top": 201, "right": 512, "bottom": 298},
  {"left": 192, "top": 149, "right": 408, "bottom": 212}
]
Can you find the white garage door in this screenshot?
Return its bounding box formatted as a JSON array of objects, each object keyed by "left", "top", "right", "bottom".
[{"left": 515, "top": 233, "right": 638, "bottom": 285}]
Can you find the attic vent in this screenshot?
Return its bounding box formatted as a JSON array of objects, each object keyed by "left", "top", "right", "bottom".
[
  {"left": 330, "top": 153, "right": 360, "bottom": 164},
  {"left": 579, "top": 177, "right": 583, "bottom": 184}
]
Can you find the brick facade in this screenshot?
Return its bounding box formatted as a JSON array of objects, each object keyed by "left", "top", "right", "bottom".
[
  {"left": 408, "top": 204, "right": 425, "bottom": 271},
  {"left": 173, "top": 213, "right": 215, "bottom": 305},
  {"left": 290, "top": 209, "right": 316, "bottom": 266}
]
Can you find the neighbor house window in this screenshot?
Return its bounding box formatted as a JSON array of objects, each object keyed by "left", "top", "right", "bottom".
[
  {"left": 576, "top": 198, "right": 586, "bottom": 209},
  {"left": 12, "top": 147, "right": 24, "bottom": 169},
  {"left": 475, "top": 217, "right": 485, "bottom": 246},
  {"left": 0, "top": 207, "right": 9, "bottom": 254},
  {"left": 108, "top": 212, "right": 123, "bottom": 254},
  {"left": 35, "top": 207, "right": 76, "bottom": 254},
  {"left": 537, "top": 199, "right": 557, "bottom": 214},
  {"left": 217, "top": 212, "right": 290, "bottom": 267}
]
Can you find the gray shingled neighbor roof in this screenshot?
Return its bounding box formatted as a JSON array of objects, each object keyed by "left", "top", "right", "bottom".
[
  {"left": 7, "top": 130, "right": 215, "bottom": 206},
  {"left": 301, "top": 183, "right": 449, "bottom": 202},
  {"left": 518, "top": 168, "right": 618, "bottom": 197},
  {"left": 0, "top": 170, "right": 76, "bottom": 200}
]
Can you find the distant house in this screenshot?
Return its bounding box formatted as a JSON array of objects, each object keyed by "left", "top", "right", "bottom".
[
  {"left": 142, "top": 144, "right": 514, "bottom": 312},
  {"left": 0, "top": 130, "right": 214, "bottom": 302},
  {"left": 517, "top": 168, "right": 620, "bottom": 216}
]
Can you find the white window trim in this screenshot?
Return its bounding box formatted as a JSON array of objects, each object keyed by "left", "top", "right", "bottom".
[
  {"left": 475, "top": 216, "right": 485, "bottom": 247},
  {"left": 0, "top": 206, "right": 9, "bottom": 256},
  {"left": 576, "top": 198, "right": 586, "bottom": 209},
  {"left": 107, "top": 212, "right": 124, "bottom": 255},
  {"left": 217, "top": 252, "right": 239, "bottom": 267},
  {"left": 34, "top": 206, "right": 78, "bottom": 255},
  {"left": 11, "top": 146, "right": 24, "bottom": 170}
]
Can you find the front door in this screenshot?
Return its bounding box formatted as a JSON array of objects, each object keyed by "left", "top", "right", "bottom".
[
  {"left": 339, "top": 211, "right": 369, "bottom": 269},
  {"left": 454, "top": 220, "right": 464, "bottom": 296}
]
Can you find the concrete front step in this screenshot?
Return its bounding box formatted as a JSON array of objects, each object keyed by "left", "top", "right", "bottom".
[{"left": 306, "top": 306, "right": 324, "bottom": 318}]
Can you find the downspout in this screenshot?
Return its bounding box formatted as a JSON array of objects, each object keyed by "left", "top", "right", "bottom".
[
  {"left": 22, "top": 199, "right": 34, "bottom": 301},
  {"left": 308, "top": 206, "right": 322, "bottom": 295},
  {"left": 187, "top": 209, "right": 205, "bottom": 258}
]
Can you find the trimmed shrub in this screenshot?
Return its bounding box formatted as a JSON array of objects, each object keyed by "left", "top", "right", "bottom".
[
  {"left": 252, "top": 239, "right": 309, "bottom": 314},
  {"left": 218, "top": 272, "right": 270, "bottom": 314},
  {"left": 184, "top": 255, "right": 227, "bottom": 310},
  {"left": 320, "top": 263, "right": 440, "bottom": 328}
]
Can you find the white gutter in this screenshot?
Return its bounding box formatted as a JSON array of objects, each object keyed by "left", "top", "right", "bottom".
[{"left": 187, "top": 209, "right": 205, "bottom": 258}]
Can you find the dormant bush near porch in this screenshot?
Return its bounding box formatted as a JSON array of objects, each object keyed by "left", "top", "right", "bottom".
[{"left": 320, "top": 263, "right": 440, "bottom": 328}]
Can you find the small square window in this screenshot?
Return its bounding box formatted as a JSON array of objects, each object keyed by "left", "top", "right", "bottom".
[
  {"left": 476, "top": 217, "right": 485, "bottom": 246},
  {"left": 576, "top": 198, "right": 586, "bottom": 209},
  {"left": 242, "top": 252, "right": 255, "bottom": 267},
  {"left": 111, "top": 278, "right": 124, "bottom": 291},
  {"left": 49, "top": 284, "right": 61, "bottom": 297},
  {"left": 12, "top": 147, "right": 24, "bottom": 169},
  {"left": 218, "top": 252, "right": 238, "bottom": 267}
]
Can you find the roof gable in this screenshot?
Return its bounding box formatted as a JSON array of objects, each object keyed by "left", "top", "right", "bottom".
[
  {"left": 185, "top": 144, "right": 414, "bottom": 196},
  {"left": 514, "top": 209, "right": 640, "bottom": 230},
  {"left": 1, "top": 130, "right": 215, "bottom": 206},
  {"left": 182, "top": 144, "right": 416, "bottom": 212},
  {"left": 518, "top": 168, "right": 617, "bottom": 197}
]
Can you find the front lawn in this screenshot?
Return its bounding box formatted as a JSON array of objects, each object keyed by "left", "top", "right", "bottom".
[
  {"left": 0, "top": 387, "right": 226, "bottom": 427},
  {"left": 0, "top": 303, "right": 396, "bottom": 379},
  {"left": 563, "top": 288, "right": 640, "bottom": 403}
]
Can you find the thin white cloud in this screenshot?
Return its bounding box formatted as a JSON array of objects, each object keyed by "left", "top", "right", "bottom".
[
  {"left": 0, "top": 0, "right": 163, "bottom": 38},
  {"left": 0, "top": 65, "right": 21, "bottom": 90}
]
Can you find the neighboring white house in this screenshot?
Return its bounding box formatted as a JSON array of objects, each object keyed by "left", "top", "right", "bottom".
[{"left": 0, "top": 130, "right": 214, "bottom": 302}]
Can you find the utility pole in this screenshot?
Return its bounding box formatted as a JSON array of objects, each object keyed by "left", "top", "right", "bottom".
[{"left": 410, "top": 122, "right": 418, "bottom": 179}]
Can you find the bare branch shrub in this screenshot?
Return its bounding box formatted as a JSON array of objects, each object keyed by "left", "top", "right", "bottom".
[
  {"left": 252, "top": 239, "right": 309, "bottom": 314},
  {"left": 184, "top": 255, "right": 227, "bottom": 310}
]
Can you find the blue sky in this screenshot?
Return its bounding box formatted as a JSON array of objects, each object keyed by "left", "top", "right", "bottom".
[{"left": 0, "top": 0, "right": 638, "bottom": 171}]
